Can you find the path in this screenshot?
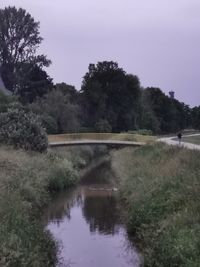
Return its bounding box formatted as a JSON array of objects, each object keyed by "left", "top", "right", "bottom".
[
  {"left": 49, "top": 139, "right": 145, "bottom": 147},
  {"left": 158, "top": 134, "right": 200, "bottom": 150}
]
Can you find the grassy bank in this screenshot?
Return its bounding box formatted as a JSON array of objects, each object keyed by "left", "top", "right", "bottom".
[
  {"left": 0, "top": 145, "right": 98, "bottom": 266},
  {"left": 111, "top": 143, "right": 200, "bottom": 267}
]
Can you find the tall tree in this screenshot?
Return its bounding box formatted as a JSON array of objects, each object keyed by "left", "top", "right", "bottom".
[
  {"left": 142, "top": 87, "right": 190, "bottom": 133},
  {"left": 0, "top": 6, "right": 51, "bottom": 93},
  {"left": 18, "top": 65, "right": 53, "bottom": 103},
  {"left": 81, "top": 61, "right": 141, "bottom": 132},
  {"left": 191, "top": 106, "right": 200, "bottom": 130},
  {"left": 55, "top": 83, "right": 79, "bottom": 103}
]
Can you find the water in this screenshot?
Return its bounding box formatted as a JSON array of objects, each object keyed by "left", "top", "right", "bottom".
[{"left": 44, "top": 162, "right": 141, "bottom": 267}]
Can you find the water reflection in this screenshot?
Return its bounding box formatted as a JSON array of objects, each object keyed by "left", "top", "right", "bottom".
[
  {"left": 83, "top": 193, "right": 120, "bottom": 235},
  {"left": 44, "top": 163, "right": 141, "bottom": 267}
]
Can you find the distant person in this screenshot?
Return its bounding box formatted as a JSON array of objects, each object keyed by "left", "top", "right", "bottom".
[{"left": 177, "top": 132, "right": 182, "bottom": 145}]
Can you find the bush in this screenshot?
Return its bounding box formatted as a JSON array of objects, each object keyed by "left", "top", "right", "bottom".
[
  {"left": 128, "top": 129, "right": 153, "bottom": 135},
  {"left": 48, "top": 159, "right": 78, "bottom": 191},
  {"left": 0, "top": 91, "right": 14, "bottom": 112},
  {"left": 41, "top": 114, "right": 58, "bottom": 134},
  {"left": 30, "top": 90, "right": 80, "bottom": 134},
  {"left": 0, "top": 104, "right": 48, "bottom": 152},
  {"left": 95, "top": 119, "right": 112, "bottom": 133}
]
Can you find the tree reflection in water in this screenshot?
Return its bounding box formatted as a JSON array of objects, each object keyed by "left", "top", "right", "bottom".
[
  {"left": 44, "top": 160, "right": 141, "bottom": 267},
  {"left": 82, "top": 193, "right": 121, "bottom": 235}
]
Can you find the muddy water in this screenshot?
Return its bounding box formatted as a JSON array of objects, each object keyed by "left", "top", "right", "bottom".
[{"left": 44, "top": 162, "right": 141, "bottom": 267}]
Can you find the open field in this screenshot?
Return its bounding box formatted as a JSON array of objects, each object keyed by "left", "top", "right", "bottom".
[
  {"left": 181, "top": 135, "right": 200, "bottom": 145},
  {"left": 48, "top": 133, "right": 155, "bottom": 144},
  {"left": 111, "top": 143, "right": 200, "bottom": 267}
]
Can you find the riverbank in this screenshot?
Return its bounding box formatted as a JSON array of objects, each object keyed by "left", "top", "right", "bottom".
[
  {"left": 111, "top": 143, "right": 200, "bottom": 266},
  {"left": 0, "top": 145, "right": 102, "bottom": 266}
]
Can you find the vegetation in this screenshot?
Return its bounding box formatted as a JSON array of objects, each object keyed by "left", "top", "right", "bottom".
[
  {"left": 48, "top": 132, "right": 155, "bottom": 143},
  {"left": 180, "top": 135, "right": 200, "bottom": 145},
  {"left": 0, "top": 145, "right": 81, "bottom": 266},
  {"left": 30, "top": 88, "right": 80, "bottom": 134},
  {"left": 111, "top": 143, "right": 200, "bottom": 267},
  {"left": 191, "top": 106, "right": 200, "bottom": 130},
  {"left": 0, "top": 91, "right": 14, "bottom": 112},
  {"left": 80, "top": 61, "right": 141, "bottom": 132},
  {"left": 0, "top": 104, "right": 48, "bottom": 152},
  {"left": 0, "top": 5, "right": 199, "bottom": 135},
  {"left": 139, "top": 88, "right": 191, "bottom": 133},
  {"left": 0, "top": 5, "right": 200, "bottom": 266},
  {"left": 0, "top": 6, "right": 52, "bottom": 98}
]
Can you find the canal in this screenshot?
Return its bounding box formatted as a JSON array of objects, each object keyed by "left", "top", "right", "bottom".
[{"left": 44, "top": 160, "right": 141, "bottom": 267}]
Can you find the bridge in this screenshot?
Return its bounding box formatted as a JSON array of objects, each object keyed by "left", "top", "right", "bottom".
[{"left": 49, "top": 139, "right": 145, "bottom": 147}]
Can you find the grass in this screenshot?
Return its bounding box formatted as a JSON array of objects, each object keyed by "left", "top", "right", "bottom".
[
  {"left": 111, "top": 143, "right": 200, "bottom": 267},
  {"left": 181, "top": 135, "right": 200, "bottom": 145},
  {"left": 0, "top": 145, "right": 87, "bottom": 266},
  {"left": 48, "top": 132, "right": 155, "bottom": 144}
]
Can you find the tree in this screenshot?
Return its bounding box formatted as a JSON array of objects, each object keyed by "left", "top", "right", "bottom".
[
  {"left": 81, "top": 61, "right": 141, "bottom": 132},
  {"left": 18, "top": 65, "right": 53, "bottom": 103},
  {"left": 55, "top": 83, "right": 79, "bottom": 103},
  {"left": 191, "top": 106, "right": 200, "bottom": 130},
  {"left": 30, "top": 89, "right": 80, "bottom": 134},
  {"left": 0, "top": 6, "right": 51, "bottom": 93},
  {"left": 142, "top": 87, "right": 190, "bottom": 133},
  {"left": 138, "top": 89, "right": 160, "bottom": 133}
]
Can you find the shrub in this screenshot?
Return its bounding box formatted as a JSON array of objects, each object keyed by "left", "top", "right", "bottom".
[
  {"left": 48, "top": 159, "right": 78, "bottom": 191},
  {"left": 30, "top": 89, "right": 80, "bottom": 134},
  {"left": 41, "top": 114, "right": 58, "bottom": 134},
  {"left": 95, "top": 119, "right": 112, "bottom": 133},
  {"left": 0, "top": 104, "right": 48, "bottom": 152},
  {"left": 128, "top": 129, "right": 153, "bottom": 135},
  {"left": 0, "top": 91, "right": 15, "bottom": 112}
]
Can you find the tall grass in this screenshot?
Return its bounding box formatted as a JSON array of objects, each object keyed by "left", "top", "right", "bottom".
[
  {"left": 0, "top": 145, "right": 81, "bottom": 266},
  {"left": 111, "top": 143, "right": 200, "bottom": 267}
]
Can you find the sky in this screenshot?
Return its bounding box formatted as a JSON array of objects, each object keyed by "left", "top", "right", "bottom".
[{"left": 1, "top": 0, "right": 200, "bottom": 107}]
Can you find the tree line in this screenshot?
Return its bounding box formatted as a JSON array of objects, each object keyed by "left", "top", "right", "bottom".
[{"left": 0, "top": 6, "right": 199, "bottom": 137}]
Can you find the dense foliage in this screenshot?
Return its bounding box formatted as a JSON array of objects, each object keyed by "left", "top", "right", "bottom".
[
  {"left": 0, "top": 6, "right": 51, "bottom": 96},
  {"left": 191, "top": 106, "right": 200, "bottom": 130},
  {"left": 0, "top": 104, "right": 48, "bottom": 152},
  {"left": 30, "top": 87, "right": 80, "bottom": 134},
  {"left": 80, "top": 61, "right": 141, "bottom": 132},
  {"left": 139, "top": 88, "right": 191, "bottom": 133}
]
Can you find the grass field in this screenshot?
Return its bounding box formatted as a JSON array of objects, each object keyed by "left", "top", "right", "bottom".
[
  {"left": 48, "top": 133, "right": 155, "bottom": 144},
  {"left": 111, "top": 143, "right": 200, "bottom": 267},
  {"left": 181, "top": 135, "right": 200, "bottom": 145}
]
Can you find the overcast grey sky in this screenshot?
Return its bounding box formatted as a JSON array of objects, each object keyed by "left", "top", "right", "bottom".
[{"left": 1, "top": 0, "right": 200, "bottom": 106}]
